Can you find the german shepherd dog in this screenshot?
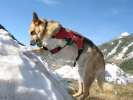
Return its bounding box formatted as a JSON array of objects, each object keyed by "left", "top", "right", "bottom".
[{"left": 29, "top": 12, "right": 105, "bottom": 100}]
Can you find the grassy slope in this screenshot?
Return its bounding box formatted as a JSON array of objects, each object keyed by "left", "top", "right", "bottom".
[
  {"left": 120, "top": 58, "right": 133, "bottom": 74},
  {"left": 69, "top": 81, "right": 133, "bottom": 100},
  {"left": 86, "top": 82, "right": 133, "bottom": 100}
]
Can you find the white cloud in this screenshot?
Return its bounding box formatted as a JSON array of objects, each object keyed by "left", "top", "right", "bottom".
[{"left": 37, "top": 0, "right": 60, "bottom": 5}]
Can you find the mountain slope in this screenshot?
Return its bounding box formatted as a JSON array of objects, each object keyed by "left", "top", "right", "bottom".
[{"left": 100, "top": 32, "right": 133, "bottom": 73}]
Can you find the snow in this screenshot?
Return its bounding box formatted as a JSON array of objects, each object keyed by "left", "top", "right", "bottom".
[
  {"left": 111, "top": 42, "right": 114, "bottom": 45},
  {"left": 107, "top": 40, "right": 121, "bottom": 57},
  {"left": 0, "top": 29, "right": 9, "bottom": 35},
  {"left": 105, "top": 63, "right": 133, "bottom": 84},
  {"left": 116, "top": 42, "right": 133, "bottom": 60},
  {"left": 119, "top": 32, "right": 130, "bottom": 38},
  {"left": 105, "top": 63, "right": 128, "bottom": 85},
  {"left": 54, "top": 63, "right": 133, "bottom": 85},
  {"left": 0, "top": 29, "right": 72, "bottom": 100},
  {"left": 103, "top": 49, "right": 107, "bottom": 53},
  {"left": 54, "top": 65, "right": 80, "bottom": 80},
  {"left": 127, "top": 51, "right": 133, "bottom": 59}
]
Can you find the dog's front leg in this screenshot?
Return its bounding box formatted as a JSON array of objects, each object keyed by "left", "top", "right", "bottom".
[
  {"left": 31, "top": 47, "right": 46, "bottom": 54},
  {"left": 73, "top": 80, "right": 83, "bottom": 97}
]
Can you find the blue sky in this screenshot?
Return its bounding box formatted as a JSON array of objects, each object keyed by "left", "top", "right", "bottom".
[{"left": 0, "top": 0, "right": 133, "bottom": 45}]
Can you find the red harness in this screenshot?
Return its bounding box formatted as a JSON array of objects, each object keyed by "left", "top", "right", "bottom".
[
  {"left": 52, "top": 27, "right": 84, "bottom": 49},
  {"left": 43, "top": 26, "right": 84, "bottom": 66}
]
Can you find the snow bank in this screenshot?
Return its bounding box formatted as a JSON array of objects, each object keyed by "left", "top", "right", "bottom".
[{"left": 0, "top": 28, "right": 72, "bottom": 100}]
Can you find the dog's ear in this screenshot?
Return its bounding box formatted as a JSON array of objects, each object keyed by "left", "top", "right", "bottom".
[{"left": 33, "top": 12, "right": 39, "bottom": 20}]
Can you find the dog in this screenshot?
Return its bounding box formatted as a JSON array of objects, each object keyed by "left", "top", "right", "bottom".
[{"left": 29, "top": 12, "right": 105, "bottom": 100}]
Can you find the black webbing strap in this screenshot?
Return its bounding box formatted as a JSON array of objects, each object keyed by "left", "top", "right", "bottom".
[{"left": 73, "top": 48, "right": 83, "bottom": 67}]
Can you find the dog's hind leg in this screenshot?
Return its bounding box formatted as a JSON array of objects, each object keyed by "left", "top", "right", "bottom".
[
  {"left": 97, "top": 69, "right": 105, "bottom": 91},
  {"left": 73, "top": 80, "right": 83, "bottom": 97},
  {"left": 80, "top": 73, "right": 95, "bottom": 100},
  {"left": 96, "top": 60, "right": 105, "bottom": 92},
  {"left": 79, "top": 60, "right": 95, "bottom": 100}
]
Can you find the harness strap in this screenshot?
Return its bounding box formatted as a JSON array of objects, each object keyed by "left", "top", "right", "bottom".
[
  {"left": 50, "top": 47, "right": 62, "bottom": 54},
  {"left": 65, "top": 38, "right": 84, "bottom": 67},
  {"left": 73, "top": 48, "right": 83, "bottom": 66}
]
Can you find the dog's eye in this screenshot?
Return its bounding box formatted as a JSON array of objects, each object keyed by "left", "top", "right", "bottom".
[{"left": 30, "top": 32, "right": 36, "bottom": 35}]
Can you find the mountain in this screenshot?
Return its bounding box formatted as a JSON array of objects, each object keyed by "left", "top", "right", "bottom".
[
  {"left": 99, "top": 32, "right": 133, "bottom": 73},
  {"left": 0, "top": 25, "right": 72, "bottom": 100}
]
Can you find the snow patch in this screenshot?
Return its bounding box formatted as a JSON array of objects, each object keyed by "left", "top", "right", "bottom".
[
  {"left": 116, "top": 42, "right": 133, "bottom": 60},
  {"left": 105, "top": 63, "right": 127, "bottom": 85},
  {"left": 107, "top": 40, "right": 121, "bottom": 57},
  {"left": 105, "top": 63, "right": 133, "bottom": 84},
  {"left": 103, "top": 49, "right": 107, "bottom": 53},
  {"left": 54, "top": 65, "right": 80, "bottom": 80},
  {"left": 111, "top": 42, "right": 114, "bottom": 45},
  {"left": 55, "top": 63, "right": 133, "bottom": 85},
  {"left": 119, "top": 32, "right": 130, "bottom": 38},
  {"left": 127, "top": 51, "right": 133, "bottom": 59}
]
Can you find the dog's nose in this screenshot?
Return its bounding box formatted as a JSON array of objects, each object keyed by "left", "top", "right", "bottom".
[{"left": 30, "top": 40, "right": 36, "bottom": 46}]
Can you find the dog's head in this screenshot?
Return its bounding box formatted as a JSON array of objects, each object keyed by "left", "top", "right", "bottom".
[
  {"left": 29, "top": 12, "right": 61, "bottom": 47},
  {"left": 29, "top": 12, "right": 47, "bottom": 47}
]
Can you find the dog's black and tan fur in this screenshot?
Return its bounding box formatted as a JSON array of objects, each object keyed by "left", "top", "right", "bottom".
[{"left": 29, "top": 12, "right": 105, "bottom": 100}]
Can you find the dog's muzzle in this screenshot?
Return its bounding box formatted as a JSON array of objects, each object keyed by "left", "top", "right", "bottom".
[
  {"left": 30, "top": 40, "right": 36, "bottom": 46},
  {"left": 30, "top": 39, "right": 43, "bottom": 47}
]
